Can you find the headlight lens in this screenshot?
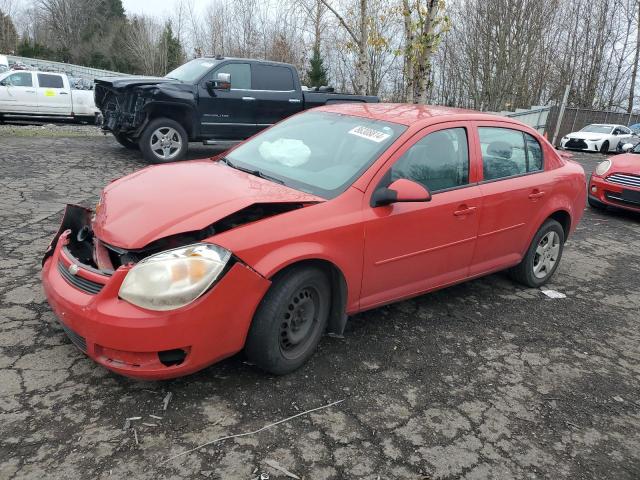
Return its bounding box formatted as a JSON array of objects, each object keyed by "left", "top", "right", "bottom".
[
  {"left": 119, "top": 243, "right": 231, "bottom": 311},
  {"left": 595, "top": 159, "right": 612, "bottom": 176},
  {"left": 590, "top": 138, "right": 602, "bottom": 142}
]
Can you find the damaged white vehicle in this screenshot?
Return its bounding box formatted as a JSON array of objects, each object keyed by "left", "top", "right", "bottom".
[{"left": 560, "top": 124, "right": 633, "bottom": 153}]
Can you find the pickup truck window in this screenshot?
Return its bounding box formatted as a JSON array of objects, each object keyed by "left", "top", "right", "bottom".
[
  {"left": 37, "top": 74, "right": 64, "bottom": 89},
  {"left": 252, "top": 64, "right": 294, "bottom": 91},
  {"left": 4, "top": 72, "right": 32, "bottom": 87},
  {"left": 212, "top": 63, "right": 251, "bottom": 90},
  {"left": 224, "top": 111, "right": 406, "bottom": 198}
]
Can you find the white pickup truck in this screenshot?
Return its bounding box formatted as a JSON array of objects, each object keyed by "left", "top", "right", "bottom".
[{"left": 0, "top": 70, "right": 99, "bottom": 123}]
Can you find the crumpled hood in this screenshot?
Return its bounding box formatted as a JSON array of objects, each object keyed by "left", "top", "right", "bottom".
[
  {"left": 95, "top": 76, "right": 175, "bottom": 89},
  {"left": 92, "top": 160, "right": 323, "bottom": 249},
  {"left": 608, "top": 154, "right": 640, "bottom": 176},
  {"left": 567, "top": 131, "right": 611, "bottom": 140}
]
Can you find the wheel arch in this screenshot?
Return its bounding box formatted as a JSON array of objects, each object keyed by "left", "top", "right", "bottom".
[
  {"left": 144, "top": 103, "right": 196, "bottom": 139},
  {"left": 547, "top": 209, "right": 571, "bottom": 240},
  {"left": 266, "top": 258, "right": 349, "bottom": 336}
]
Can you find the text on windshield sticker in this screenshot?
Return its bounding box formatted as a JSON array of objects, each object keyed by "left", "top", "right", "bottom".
[{"left": 348, "top": 126, "right": 391, "bottom": 143}]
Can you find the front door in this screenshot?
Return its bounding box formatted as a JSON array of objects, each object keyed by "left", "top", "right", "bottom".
[
  {"left": 0, "top": 72, "right": 37, "bottom": 113},
  {"left": 360, "top": 123, "right": 482, "bottom": 309},
  {"left": 469, "top": 123, "right": 554, "bottom": 275},
  {"left": 198, "top": 62, "right": 258, "bottom": 140}
]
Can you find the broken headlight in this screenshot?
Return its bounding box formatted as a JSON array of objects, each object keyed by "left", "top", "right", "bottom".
[{"left": 119, "top": 243, "right": 231, "bottom": 311}]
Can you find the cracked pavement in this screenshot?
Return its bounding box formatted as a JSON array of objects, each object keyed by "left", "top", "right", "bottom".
[{"left": 1, "top": 131, "right": 639, "bottom": 479}]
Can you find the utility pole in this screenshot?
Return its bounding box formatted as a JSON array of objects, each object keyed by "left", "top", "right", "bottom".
[{"left": 552, "top": 84, "right": 571, "bottom": 146}]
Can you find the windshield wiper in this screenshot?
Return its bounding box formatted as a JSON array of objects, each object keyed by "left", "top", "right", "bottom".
[{"left": 219, "top": 157, "right": 285, "bottom": 185}]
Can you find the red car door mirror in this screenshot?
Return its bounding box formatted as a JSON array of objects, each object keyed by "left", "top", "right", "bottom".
[{"left": 372, "top": 178, "right": 431, "bottom": 207}]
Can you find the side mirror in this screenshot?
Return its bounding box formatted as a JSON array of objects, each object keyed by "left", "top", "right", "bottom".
[
  {"left": 0, "top": 80, "right": 7, "bottom": 86},
  {"left": 213, "top": 72, "right": 231, "bottom": 90},
  {"left": 371, "top": 178, "right": 431, "bottom": 207},
  {"left": 621, "top": 143, "right": 634, "bottom": 152}
]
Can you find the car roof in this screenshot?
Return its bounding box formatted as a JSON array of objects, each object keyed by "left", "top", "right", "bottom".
[
  {"left": 586, "top": 123, "right": 622, "bottom": 128},
  {"left": 315, "top": 103, "right": 514, "bottom": 127}
]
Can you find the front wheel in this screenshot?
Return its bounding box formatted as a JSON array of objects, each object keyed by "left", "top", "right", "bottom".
[
  {"left": 599, "top": 140, "right": 609, "bottom": 153},
  {"left": 245, "top": 267, "right": 331, "bottom": 375},
  {"left": 510, "top": 219, "right": 565, "bottom": 288},
  {"left": 140, "top": 117, "right": 188, "bottom": 163}
]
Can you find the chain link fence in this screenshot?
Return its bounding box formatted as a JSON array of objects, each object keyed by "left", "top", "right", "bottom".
[{"left": 545, "top": 107, "right": 640, "bottom": 145}]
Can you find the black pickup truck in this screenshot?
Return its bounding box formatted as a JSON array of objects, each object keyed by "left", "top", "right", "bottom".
[{"left": 95, "top": 57, "right": 379, "bottom": 163}]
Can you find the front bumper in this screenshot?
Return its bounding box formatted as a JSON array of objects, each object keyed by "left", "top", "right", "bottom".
[
  {"left": 42, "top": 229, "right": 270, "bottom": 380},
  {"left": 588, "top": 174, "right": 640, "bottom": 213},
  {"left": 561, "top": 138, "right": 606, "bottom": 152}
]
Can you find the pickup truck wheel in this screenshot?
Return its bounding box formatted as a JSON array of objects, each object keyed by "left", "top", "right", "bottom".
[
  {"left": 140, "top": 118, "right": 188, "bottom": 163},
  {"left": 113, "top": 133, "right": 140, "bottom": 150}
]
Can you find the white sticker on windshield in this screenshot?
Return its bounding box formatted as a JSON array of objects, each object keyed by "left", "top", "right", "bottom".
[{"left": 348, "top": 125, "right": 391, "bottom": 143}]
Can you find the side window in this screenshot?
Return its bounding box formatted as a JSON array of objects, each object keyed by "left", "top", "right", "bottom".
[
  {"left": 479, "top": 127, "right": 543, "bottom": 180},
  {"left": 212, "top": 63, "right": 251, "bottom": 90},
  {"left": 390, "top": 128, "right": 469, "bottom": 192},
  {"left": 5, "top": 72, "right": 32, "bottom": 87},
  {"left": 37, "top": 74, "right": 64, "bottom": 89},
  {"left": 252, "top": 64, "right": 295, "bottom": 91}
]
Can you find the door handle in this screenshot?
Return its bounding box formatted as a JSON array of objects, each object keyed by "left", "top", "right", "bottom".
[
  {"left": 60, "top": 92, "right": 69, "bottom": 95},
  {"left": 528, "top": 190, "right": 546, "bottom": 200},
  {"left": 454, "top": 206, "right": 477, "bottom": 216},
  {"left": 289, "top": 98, "right": 301, "bottom": 103},
  {"left": 242, "top": 96, "right": 256, "bottom": 101},
  {"left": 25, "top": 90, "right": 35, "bottom": 93}
]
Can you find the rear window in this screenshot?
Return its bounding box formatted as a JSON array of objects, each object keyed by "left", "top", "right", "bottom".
[
  {"left": 252, "top": 64, "right": 295, "bottom": 91},
  {"left": 37, "top": 74, "right": 64, "bottom": 89}
]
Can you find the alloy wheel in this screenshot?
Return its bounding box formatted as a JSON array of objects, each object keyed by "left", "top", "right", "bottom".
[
  {"left": 150, "top": 127, "right": 182, "bottom": 161},
  {"left": 533, "top": 231, "right": 560, "bottom": 279}
]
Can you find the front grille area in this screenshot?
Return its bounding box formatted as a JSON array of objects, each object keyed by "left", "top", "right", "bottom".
[
  {"left": 565, "top": 138, "right": 588, "bottom": 149},
  {"left": 605, "top": 191, "right": 640, "bottom": 207},
  {"left": 59, "top": 321, "right": 87, "bottom": 353},
  {"left": 57, "top": 261, "right": 104, "bottom": 295},
  {"left": 607, "top": 173, "right": 640, "bottom": 189}
]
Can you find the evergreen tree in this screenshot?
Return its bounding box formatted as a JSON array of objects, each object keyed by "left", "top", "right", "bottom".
[
  {"left": 306, "top": 47, "right": 328, "bottom": 87},
  {"left": 0, "top": 9, "right": 18, "bottom": 53},
  {"left": 160, "top": 22, "right": 184, "bottom": 74}
]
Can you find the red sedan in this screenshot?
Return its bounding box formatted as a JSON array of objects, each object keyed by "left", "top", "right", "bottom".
[
  {"left": 42, "top": 104, "right": 586, "bottom": 379},
  {"left": 588, "top": 146, "right": 640, "bottom": 212}
]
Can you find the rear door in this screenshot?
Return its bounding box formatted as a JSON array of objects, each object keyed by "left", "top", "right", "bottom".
[
  {"left": 251, "top": 63, "right": 303, "bottom": 128},
  {"left": 469, "top": 122, "right": 554, "bottom": 276},
  {"left": 35, "top": 73, "right": 72, "bottom": 115},
  {"left": 198, "top": 61, "right": 257, "bottom": 140},
  {"left": 0, "top": 72, "right": 37, "bottom": 113}
]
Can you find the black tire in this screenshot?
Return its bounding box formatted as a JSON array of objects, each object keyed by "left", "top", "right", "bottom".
[
  {"left": 599, "top": 140, "right": 609, "bottom": 153},
  {"left": 140, "top": 117, "right": 188, "bottom": 163},
  {"left": 0, "top": 114, "right": 5, "bottom": 125},
  {"left": 510, "top": 219, "right": 565, "bottom": 288},
  {"left": 113, "top": 132, "right": 140, "bottom": 150},
  {"left": 245, "top": 266, "right": 331, "bottom": 375},
  {"left": 588, "top": 196, "right": 606, "bottom": 210}
]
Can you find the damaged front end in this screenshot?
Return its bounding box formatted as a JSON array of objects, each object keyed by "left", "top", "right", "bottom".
[{"left": 95, "top": 84, "right": 152, "bottom": 137}]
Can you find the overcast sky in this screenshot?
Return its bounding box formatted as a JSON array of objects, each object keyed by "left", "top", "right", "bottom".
[{"left": 122, "top": 0, "right": 206, "bottom": 17}]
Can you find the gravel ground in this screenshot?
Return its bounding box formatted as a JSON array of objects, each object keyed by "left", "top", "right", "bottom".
[{"left": 1, "top": 131, "right": 639, "bottom": 479}]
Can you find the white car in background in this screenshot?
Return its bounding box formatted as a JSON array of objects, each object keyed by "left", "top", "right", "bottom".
[
  {"left": 560, "top": 124, "right": 634, "bottom": 153},
  {"left": 0, "top": 70, "right": 99, "bottom": 123}
]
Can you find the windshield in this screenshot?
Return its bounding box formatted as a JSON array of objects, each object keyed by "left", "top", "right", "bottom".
[
  {"left": 580, "top": 125, "right": 614, "bottom": 134},
  {"left": 165, "top": 58, "right": 221, "bottom": 82},
  {"left": 224, "top": 111, "right": 407, "bottom": 198}
]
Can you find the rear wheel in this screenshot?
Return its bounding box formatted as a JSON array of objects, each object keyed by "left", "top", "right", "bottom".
[
  {"left": 245, "top": 266, "right": 330, "bottom": 375},
  {"left": 510, "top": 219, "right": 565, "bottom": 288},
  {"left": 599, "top": 140, "right": 609, "bottom": 153},
  {"left": 113, "top": 132, "right": 139, "bottom": 150},
  {"left": 140, "top": 117, "right": 188, "bottom": 163}
]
